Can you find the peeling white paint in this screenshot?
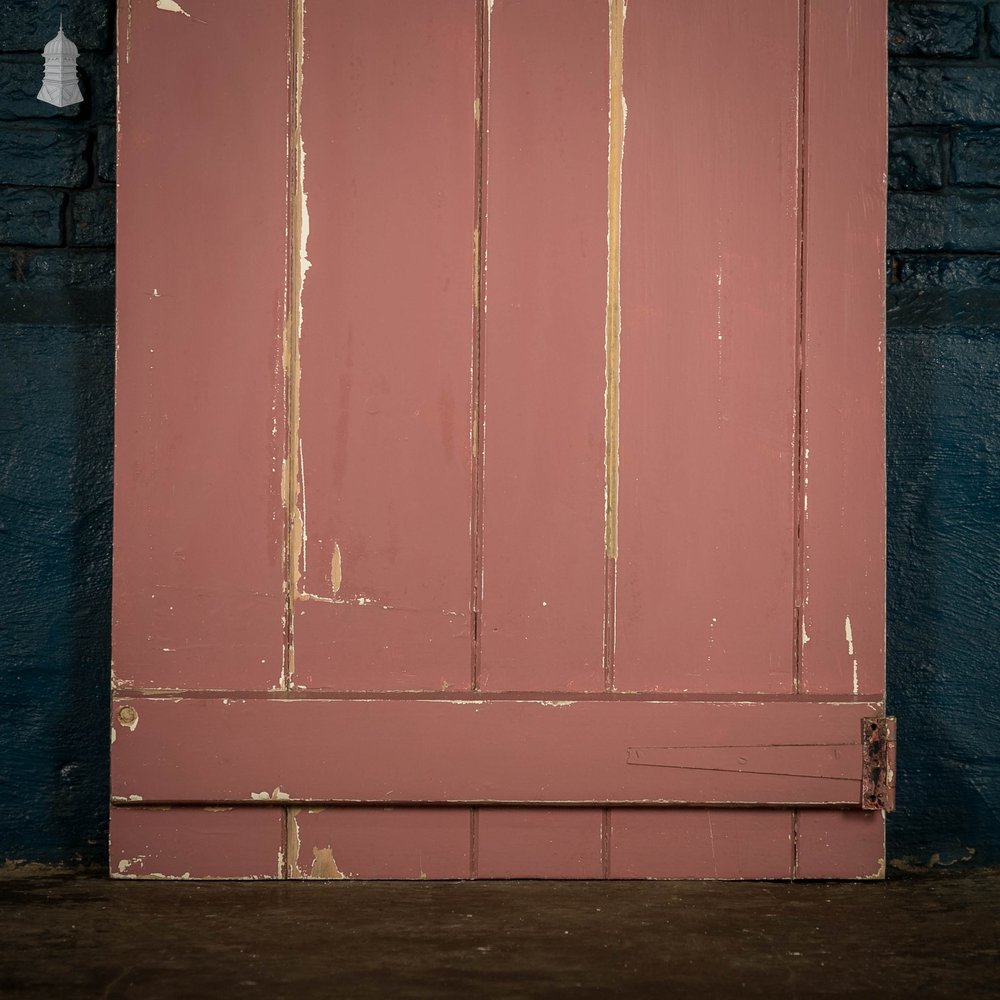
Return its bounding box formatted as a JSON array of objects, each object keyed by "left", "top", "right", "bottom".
[
  {"left": 845, "top": 615, "right": 859, "bottom": 694},
  {"left": 250, "top": 788, "right": 291, "bottom": 801},
  {"left": 155, "top": 0, "right": 191, "bottom": 16},
  {"left": 298, "top": 437, "right": 307, "bottom": 573},
  {"left": 330, "top": 542, "right": 342, "bottom": 594},
  {"left": 715, "top": 255, "right": 724, "bottom": 342}
]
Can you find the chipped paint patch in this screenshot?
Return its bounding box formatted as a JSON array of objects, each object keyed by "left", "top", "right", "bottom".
[
  {"left": 845, "top": 615, "right": 859, "bottom": 694},
  {"left": 283, "top": 0, "right": 309, "bottom": 689},
  {"left": 604, "top": 0, "right": 626, "bottom": 561},
  {"left": 250, "top": 787, "right": 291, "bottom": 801},
  {"left": 117, "top": 705, "right": 139, "bottom": 732},
  {"left": 310, "top": 846, "right": 346, "bottom": 879},
  {"left": 330, "top": 542, "right": 342, "bottom": 594},
  {"left": 287, "top": 807, "right": 302, "bottom": 877},
  {"left": 155, "top": 0, "right": 191, "bottom": 15}
]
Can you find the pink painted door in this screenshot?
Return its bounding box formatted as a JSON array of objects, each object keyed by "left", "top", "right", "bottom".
[{"left": 111, "top": 0, "right": 889, "bottom": 880}]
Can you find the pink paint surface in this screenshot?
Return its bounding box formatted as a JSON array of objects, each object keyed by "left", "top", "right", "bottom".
[
  {"left": 796, "top": 810, "right": 886, "bottom": 880},
  {"left": 112, "top": 697, "right": 877, "bottom": 806},
  {"left": 112, "top": 0, "right": 887, "bottom": 879},
  {"left": 799, "top": 0, "right": 887, "bottom": 698},
  {"left": 291, "top": 806, "right": 471, "bottom": 880},
  {"left": 110, "top": 806, "right": 283, "bottom": 880},
  {"left": 292, "top": 0, "right": 477, "bottom": 692},
  {"left": 476, "top": 0, "right": 609, "bottom": 692},
  {"left": 477, "top": 809, "right": 604, "bottom": 879},
  {"left": 609, "top": 809, "right": 794, "bottom": 880},
  {"left": 616, "top": 0, "right": 801, "bottom": 695},
  {"left": 113, "top": 0, "right": 290, "bottom": 692}
]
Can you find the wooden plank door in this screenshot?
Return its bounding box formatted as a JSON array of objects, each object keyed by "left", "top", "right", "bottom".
[{"left": 111, "top": 0, "right": 888, "bottom": 880}]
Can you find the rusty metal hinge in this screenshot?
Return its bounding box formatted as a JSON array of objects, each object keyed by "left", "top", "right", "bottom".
[{"left": 861, "top": 716, "right": 896, "bottom": 812}]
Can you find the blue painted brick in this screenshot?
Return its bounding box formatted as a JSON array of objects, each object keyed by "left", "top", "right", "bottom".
[
  {"left": 890, "top": 65, "right": 1000, "bottom": 126},
  {"left": 889, "top": 255, "right": 1000, "bottom": 329},
  {"left": 952, "top": 128, "right": 1000, "bottom": 186},
  {"left": 76, "top": 53, "right": 115, "bottom": 123},
  {"left": 70, "top": 188, "right": 114, "bottom": 247},
  {"left": 989, "top": 3, "right": 1000, "bottom": 56},
  {"left": 1, "top": 248, "right": 114, "bottom": 289},
  {"left": 889, "top": 192, "right": 1000, "bottom": 251},
  {"left": 889, "top": 132, "right": 946, "bottom": 190},
  {"left": 889, "top": 2, "right": 979, "bottom": 57},
  {"left": 0, "top": 0, "right": 113, "bottom": 52},
  {"left": 96, "top": 123, "right": 114, "bottom": 182},
  {"left": 0, "top": 128, "right": 89, "bottom": 186},
  {"left": 0, "top": 188, "right": 65, "bottom": 246}
]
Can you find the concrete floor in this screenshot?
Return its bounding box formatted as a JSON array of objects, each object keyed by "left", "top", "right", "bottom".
[{"left": 1, "top": 871, "right": 997, "bottom": 998}]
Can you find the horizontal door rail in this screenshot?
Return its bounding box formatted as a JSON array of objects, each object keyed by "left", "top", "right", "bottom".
[{"left": 112, "top": 697, "right": 894, "bottom": 810}]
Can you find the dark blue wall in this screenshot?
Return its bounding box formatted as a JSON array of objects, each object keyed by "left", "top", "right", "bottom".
[
  {"left": 0, "top": 0, "right": 997, "bottom": 872},
  {"left": 887, "top": 0, "right": 1000, "bottom": 870},
  {"left": 0, "top": 0, "right": 114, "bottom": 868}
]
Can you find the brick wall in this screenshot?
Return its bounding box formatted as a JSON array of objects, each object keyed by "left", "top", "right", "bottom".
[
  {"left": 0, "top": 0, "right": 114, "bottom": 868},
  {"left": 887, "top": 1, "right": 1000, "bottom": 870}
]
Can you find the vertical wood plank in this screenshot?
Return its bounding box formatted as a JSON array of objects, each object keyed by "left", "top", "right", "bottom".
[
  {"left": 799, "top": 1, "right": 887, "bottom": 697},
  {"left": 477, "top": 0, "right": 609, "bottom": 692},
  {"left": 608, "top": 809, "right": 794, "bottom": 880},
  {"left": 110, "top": 806, "right": 284, "bottom": 880},
  {"left": 796, "top": 810, "right": 885, "bottom": 879},
  {"left": 291, "top": 1, "right": 478, "bottom": 691},
  {"left": 289, "top": 807, "right": 471, "bottom": 880},
  {"left": 477, "top": 809, "right": 604, "bottom": 879},
  {"left": 113, "top": 0, "right": 291, "bottom": 691},
  {"left": 615, "top": 0, "right": 802, "bottom": 694}
]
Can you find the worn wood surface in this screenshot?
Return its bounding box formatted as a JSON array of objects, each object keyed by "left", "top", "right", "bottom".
[
  {"left": 111, "top": 697, "right": 879, "bottom": 806},
  {"left": 291, "top": 0, "right": 477, "bottom": 692},
  {"left": 109, "top": 806, "right": 283, "bottom": 880},
  {"left": 615, "top": 0, "right": 801, "bottom": 695},
  {"left": 799, "top": 0, "right": 887, "bottom": 698},
  {"left": 476, "top": 0, "right": 609, "bottom": 692},
  {"left": 109, "top": 803, "right": 883, "bottom": 880},
  {"left": 112, "top": 0, "right": 888, "bottom": 879},
  {"left": 113, "top": 0, "right": 290, "bottom": 692}
]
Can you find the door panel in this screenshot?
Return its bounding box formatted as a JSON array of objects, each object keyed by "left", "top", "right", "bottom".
[
  {"left": 608, "top": 809, "right": 795, "bottom": 880},
  {"left": 113, "top": 0, "right": 291, "bottom": 692},
  {"left": 615, "top": 0, "right": 801, "bottom": 695},
  {"left": 290, "top": 806, "right": 472, "bottom": 880},
  {"left": 112, "top": 0, "right": 888, "bottom": 880},
  {"left": 477, "top": 0, "right": 610, "bottom": 692},
  {"left": 799, "top": 1, "right": 887, "bottom": 697},
  {"left": 476, "top": 809, "right": 606, "bottom": 879},
  {"left": 292, "top": 0, "right": 478, "bottom": 692},
  {"left": 110, "top": 806, "right": 284, "bottom": 881}
]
